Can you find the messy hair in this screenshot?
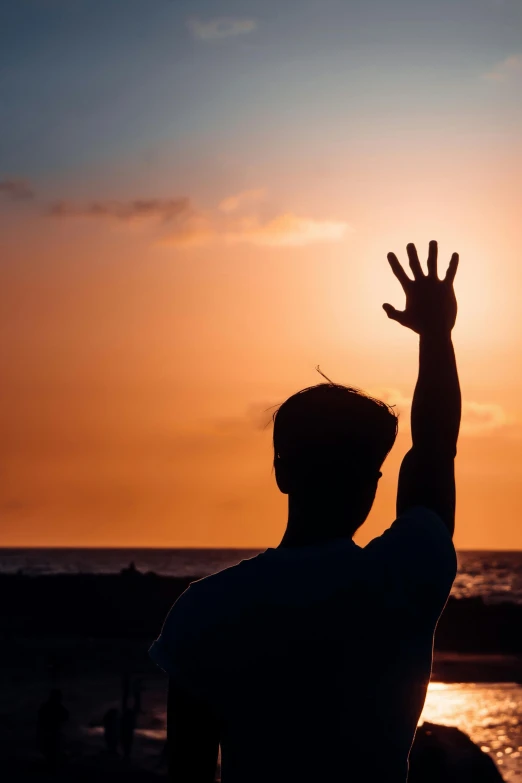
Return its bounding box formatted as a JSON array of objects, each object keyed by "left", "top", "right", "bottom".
[{"left": 273, "top": 381, "right": 398, "bottom": 488}]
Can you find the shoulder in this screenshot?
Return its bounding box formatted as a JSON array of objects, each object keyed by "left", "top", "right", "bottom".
[
  {"left": 188, "top": 554, "right": 263, "bottom": 607},
  {"left": 366, "top": 506, "right": 455, "bottom": 560},
  {"left": 149, "top": 557, "right": 262, "bottom": 679},
  {"left": 364, "top": 506, "right": 457, "bottom": 612},
  {"left": 155, "top": 557, "right": 262, "bottom": 641}
]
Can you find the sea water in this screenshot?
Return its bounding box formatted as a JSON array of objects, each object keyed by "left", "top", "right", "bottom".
[{"left": 2, "top": 547, "right": 522, "bottom": 604}]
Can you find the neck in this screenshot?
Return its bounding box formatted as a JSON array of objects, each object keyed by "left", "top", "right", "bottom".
[{"left": 278, "top": 495, "right": 358, "bottom": 549}]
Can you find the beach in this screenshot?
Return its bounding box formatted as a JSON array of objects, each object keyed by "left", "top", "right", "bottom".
[{"left": 3, "top": 634, "right": 522, "bottom": 782}]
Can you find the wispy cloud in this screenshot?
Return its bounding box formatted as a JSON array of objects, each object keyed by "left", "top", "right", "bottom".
[
  {"left": 187, "top": 16, "right": 257, "bottom": 41},
  {"left": 219, "top": 189, "right": 265, "bottom": 213},
  {"left": 222, "top": 214, "right": 350, "bottom": 247},
  {"left": 375, "top": 388, "right": 510, "bottom": 437},
  {"left": 460, "top": 401, "right": 508, "bottom": 436},
  {"left": 484, "top": 54, "right": 522, "bottom": 81},
  {"left": 48, "top": 197, "right": 192, "bottom": 223},
  {"left": 186, "top": 188, "right": 350, "bottom": 247},
  {"left": 0, "top": 179, "right": 35, "bottom": 201},
  {"left": 374, "top": 389, "right": 411, "bottom": 416},
  {"left": 212, "top": 402, "right": 277, "bottom": 435},
  {"left": 46, "top": 188, "right": 351, "bottom": 249}
]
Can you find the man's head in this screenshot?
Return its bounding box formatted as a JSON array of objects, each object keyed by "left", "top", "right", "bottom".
[{"left": 273, "top": 383, "right": 398, "bottom": 535}]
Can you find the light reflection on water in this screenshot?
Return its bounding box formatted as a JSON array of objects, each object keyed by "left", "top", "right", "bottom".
[
  {"left": 84, "top": 683, "right": 522, "bottom": 781},
  {"left": 421, "top": 683, "right": 522, "bottom": 781}
]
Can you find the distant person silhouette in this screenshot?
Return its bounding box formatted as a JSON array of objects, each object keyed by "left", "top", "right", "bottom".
[
  {"left": 121, "top": 673, "right": 136, "bottom": 761},
  {"left": 103, "top": 707, "right": 120, "bottom": 754},
  {"left": 150, "top": 241, "right": 461, "bottom": 783},
  {"left": 37, "top": 688, "right": 69, "bottom": 769},
  {"left": 121, "top": 704, "right": 136, "bottom": 761},
  {"left": 133, "top": 677, "right": 144, "bottom": 714}
]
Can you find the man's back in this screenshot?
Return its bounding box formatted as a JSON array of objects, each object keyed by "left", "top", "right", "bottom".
[{"left": 151, "top": 506, "right": 456, "bottom": 783}]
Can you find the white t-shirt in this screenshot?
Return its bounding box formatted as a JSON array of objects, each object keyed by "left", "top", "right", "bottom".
[{"left": 150, "top": 506, "right": 457, "bottom": 783}]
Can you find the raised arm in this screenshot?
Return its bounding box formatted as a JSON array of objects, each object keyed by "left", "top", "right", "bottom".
[{"left": 383, "top": 241, "right": 461, "bottom": 536}]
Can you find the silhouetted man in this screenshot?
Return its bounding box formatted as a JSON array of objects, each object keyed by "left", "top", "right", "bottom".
[{"left": 150, "top": 241, "right": 461, "bottom": 783}]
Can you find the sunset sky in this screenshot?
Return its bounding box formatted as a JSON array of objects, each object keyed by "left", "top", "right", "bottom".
[{"left": 1, "top": 0, "right": 522, "bottom": 549}]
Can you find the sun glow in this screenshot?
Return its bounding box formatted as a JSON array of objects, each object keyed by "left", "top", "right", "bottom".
[{"left": 342, "top": 237, "right": 502, "bottom": 352}]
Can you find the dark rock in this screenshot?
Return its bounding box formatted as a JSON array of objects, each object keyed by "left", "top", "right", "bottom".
[{"left": 409, "top": 722, "right": 504, "bottom": 782}]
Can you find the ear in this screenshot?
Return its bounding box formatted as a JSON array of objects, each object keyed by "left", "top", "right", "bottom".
[{"left": 274, "top": 458, "right": 290, "bottom": 495}]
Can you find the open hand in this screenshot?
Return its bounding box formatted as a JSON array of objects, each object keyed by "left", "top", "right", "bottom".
[{"left": 383, "top": 241, "right": 459, "bottom": 335}]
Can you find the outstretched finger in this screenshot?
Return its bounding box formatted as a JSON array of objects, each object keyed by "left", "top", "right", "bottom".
[
  {"left": 382, "top": 303, "right": 408, "bottom": 326},
  {"left": 445, "top": 252, "right": 459, "bottom": 285},
  {"left": 387, "top": 252, "right": 410, "bottom": 290},
  {"left": 407, "top": 243, "right": 424, "bottom": 279},
  {"left": 427, "top": 240, "right": 438, "bottom": 278}
]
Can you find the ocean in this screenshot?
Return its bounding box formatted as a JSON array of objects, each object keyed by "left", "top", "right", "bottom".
[{"left": 2, "top": 547, "right": 522, "bottom": 604}]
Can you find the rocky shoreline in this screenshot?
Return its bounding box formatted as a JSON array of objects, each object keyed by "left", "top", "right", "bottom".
[{"left": 2, "top": 569, "right": 522, "bottom": 657}]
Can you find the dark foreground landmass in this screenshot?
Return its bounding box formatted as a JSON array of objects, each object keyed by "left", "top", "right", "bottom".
[
  {"left": 0, "top": 570, "right": 516, "bottom": 781},
  {"left": 2, "top": 569, "right": 522, "bottom": 654}
]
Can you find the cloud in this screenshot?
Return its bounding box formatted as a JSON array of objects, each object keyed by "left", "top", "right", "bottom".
[
  {"left": 159, "top": 212, "right": 351, "bottom": 248},
  {"left": 46, "top": 189, "right": 351, "bottom": 249},
  {"left": 217, "top": 189, "right": 350, "bottom": 246},
  {"left": 0, "top": 179, "right": 35, "bottom": 201},
  {"left": 219, "top": 189, "right": 265, "bottom": 213},
  {"left": 48, "top": 197, "right": 193, "bottom": 224},
  {"left": 460, "top": 401, "right": 508, "bottom": 436},
  {"left": 373, "top": 388, "right": 411, "bottom": 416},
  {"left": 484, "top": 54, "right": 522, "bottom": 81},
  {"left": 187, "top": 16, "right": 257, "bottom": 41},
  {"left": 213, "top": 402, "right": 278, "bottom": 435},
  {"left": 223, "top": 214, "right": 350, "bottom": 247},
  {"left": 154, "top": 212, "right": 216, "bottom": 247},
  {"left": 375, "top": 388, "right": 510, "bottom": 437}
]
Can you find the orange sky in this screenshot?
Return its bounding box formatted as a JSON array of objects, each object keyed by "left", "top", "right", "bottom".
[{"left": 2, "top": 0, "right": 522, "bottom": 549}]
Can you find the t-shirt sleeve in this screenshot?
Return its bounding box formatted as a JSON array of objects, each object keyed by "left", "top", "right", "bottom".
[
  {"left": 149, "top": 585, "right": 200, "bottom": 689},
  {"left": 364, "top": 505, "right": 457, "bottom": 620}
]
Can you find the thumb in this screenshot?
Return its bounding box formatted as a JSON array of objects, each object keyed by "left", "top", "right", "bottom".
[{"left": 382, "top": 303, "right": 407, "bottom": 325}]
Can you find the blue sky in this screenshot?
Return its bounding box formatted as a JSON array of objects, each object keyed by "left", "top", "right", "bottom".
[{"left": 1, "top": 0, "right": 521, "bottom": 189}]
